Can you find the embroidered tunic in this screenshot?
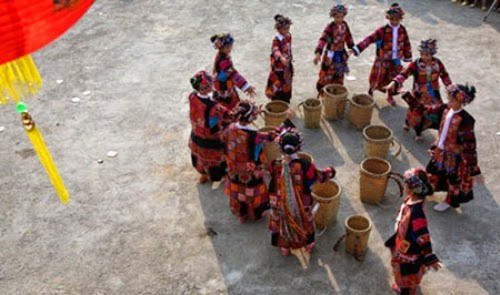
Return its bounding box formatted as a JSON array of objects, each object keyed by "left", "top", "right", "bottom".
[
  {"left": 395, "top": 58, "right": 452, "bottom": 135},
  {"left": 353, "top": 24, "right": 412, "bottom": 92},
  {"left": 385, "top": 196, "right": 439, "bottom": 289},
  {"left": 426, "top": 108, "right": 481, "bottom": 207},
  {"left": 265, "top": 33, "right": 294, "bottom": 103},
  {"left": 223, "top": 124, "right": 274, "bottom": 221},
  {"left": 314, "top": 21, "right": 354, "bottom": 91},
  {"left": 268, "top": 157, "right": 334, "bottom": 249},
  {"left": 212, "top": 52, "right": 250, "bottom": 110},
  {"left": 188, "top": 92, "right": 231, "bottom": 181}
]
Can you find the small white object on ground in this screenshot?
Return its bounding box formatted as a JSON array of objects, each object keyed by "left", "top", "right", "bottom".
[
  {"left": 71, "top": 97, "right": 81, "bottom": 103},
  {"left": 0, "top": 126, "right": 5, "bottom": 133},
  {"left": 346, "top": 76, "right": 356, "bottom": 81},
  {"left": 83, "top": 90, "right": 91, "bottom": 96},
  {"left": 56, "top": 79, "right": 64, "bottom": 84},
  {"left": 496, "top": 132, "right": 500, "bottom": 136},
  {"left": 97, "top": 159, "right": 104, "bottom": 164},
  {"left": 107, "top": 151, "right": 118, "bottom": 158}
]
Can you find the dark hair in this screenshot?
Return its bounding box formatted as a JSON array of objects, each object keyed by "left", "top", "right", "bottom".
[
  {"left": 274, "top": 14, "right": 283, "bottom": 21},
  {"left": 210, "top": 35, "right": 218, "bottom": 43},
  {"left": 458, "top": 84, "right": 476, "bottom": 104},
  {"left": 279, "top": 131, "right": 302, "bottom": 155}
]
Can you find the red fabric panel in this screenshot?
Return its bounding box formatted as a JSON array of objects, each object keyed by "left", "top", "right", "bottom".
[{"left": 0, "top": 0, "right": 94, "bottom": 65}]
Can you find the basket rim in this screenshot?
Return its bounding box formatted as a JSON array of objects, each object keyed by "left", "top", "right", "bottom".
[
  {"left": 344, "top": 214, "right": 372, "bottom": 232},
  {"left": 311, "top": 180, "right": 341, "bottom": 201},
  {"left": 303, "top": 98, "right": 323, "bottom": 109},
  {"left": 362, "top": 124, "right": 393, "bottom": 142},
  {"left": 350, "top": 93, "right": 375, "bottom": 108},
  {"left": 360, "top": 157, "right": 391, "bottom": 176}
]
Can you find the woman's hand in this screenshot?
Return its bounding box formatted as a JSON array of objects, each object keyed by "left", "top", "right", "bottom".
[{"left": 313, "top": 53, "right": 320, "bottom": 65}]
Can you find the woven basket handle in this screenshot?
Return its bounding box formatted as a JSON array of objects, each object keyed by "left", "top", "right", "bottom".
[
  {"left": 390, "top": 138, "right": 402, "bottom": 158},
  {"left": 388, "top": 172, "right": 404, "bottom": 198}
]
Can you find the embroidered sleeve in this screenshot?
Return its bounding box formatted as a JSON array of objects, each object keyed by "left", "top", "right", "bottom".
[
  {"left": 411, "top": 205, "right": 439, "bottom": 265},
  {"left": 402, "top": 27, "right": 412, "bottom": 62},
  {"left": 438, "top": 59, "right": 452, "bottom": 86},
  {"left": 354, "top": 27, "right": 383, "bottom": 56},
  {"left": 345, "top": 22, "right": 355, "bottom": 49},
  {"left": 315, "top": 23, "right": 332, "bottom": 55},
  {"left": 393, "top": 61, "right": 417, "bottom": 88},
  {"left": 459, "top": 116, "right": 481, "bottom": 176}
]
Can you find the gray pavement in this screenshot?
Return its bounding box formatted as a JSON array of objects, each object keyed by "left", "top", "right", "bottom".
[{"left": 0, "top": 0, "right": 499, "bottom": 294}]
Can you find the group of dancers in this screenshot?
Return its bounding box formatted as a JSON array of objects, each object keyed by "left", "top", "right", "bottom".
[{"left": 187, "top": 3, "right": 484, "bottom": 294}]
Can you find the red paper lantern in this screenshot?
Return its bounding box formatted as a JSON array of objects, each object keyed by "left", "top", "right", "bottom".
[{"left": 0, "top": 0, "right": 94, "bottom": 65}]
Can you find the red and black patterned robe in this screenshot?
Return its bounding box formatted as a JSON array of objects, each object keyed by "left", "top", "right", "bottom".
[
  {"left": 268, "top": 157, "right": 334, "bottom": 249},
  {"left": 265, "top": 33, "right": 294, "bottom": 103},
  {"left": 385, "top": 196, "right": 439, "bottom": 289},
  {"left": 395, "top": 57, "right": 452, "bottom": 135},
  {"left": 314, "top": 21, "right": 354, "bottom": 90},
  {"left": 353, "top": 24, "right": 412, "bottom": 92},
  {"left": 426, "top": 108, "right": 481, "bottom": 207},
  {"left": 222, "top": 124, "right": 274, "bottom": 221},
  {"left": 212, "top": 52, "right": 250, "bottom": 110},
  {"left": 188, "top": 92, "right": 231, "bottom": 181}
]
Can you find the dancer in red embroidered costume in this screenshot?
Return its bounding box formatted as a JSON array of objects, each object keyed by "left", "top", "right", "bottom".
[
  {"left": 265, "top": 14, "right": 294, "bottom": 103},
  {"left": 387, "top": 39, "right": 452, "bottom": 141},
  {"left": 313, "top": 3, "right": 355, "bottom": 94},
  {"left": 426, "top": 83, "right": 484, "bottom": 212},
  {"left": 211, "top": 33, "right": 256, "bottom": 110},
  {"left": 385, "top": 167, "right": 441, "bottom": 295},
  {"left": 349, "top": 3, "right": 412, "bottom": 106},
  {"left": 222, "top": 100, "right": 277, "bottom": 223},
  {"left": 268, "top": 129, "right": 335, "bottom": 256},
  {"left": 188, "top": 71, "right": 232, "bottom": 183}
]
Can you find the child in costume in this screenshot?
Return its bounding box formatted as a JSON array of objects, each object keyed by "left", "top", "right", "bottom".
[
  {"left": 222, "top": 100, "right": 277, "bottom": 223},
  {"left": 426, "top": 83, "right": 484, "bottom": 212},
  {"left": 211, "top": 33, "right": 256, "bottom": 110},
  {"left": 265, "top": 14, "right": 294, "bottom": 103},
  {"left": 385, "top": 167, "right": 441, "bottom": 295},
  {"left": 313, "top": 3, "right": 355, "bottom": 93},
  {"left": 350, "top": 3, "right": 412, "bottom": 106},
  {"left": 188, "top": 70, "right": 232, "bottom": 183},
  {"left": 268, "top": 128, "right": 335, "bottom": 256},
  {"left": 386, "top": 39, "right": 452, "bottom": 141}
]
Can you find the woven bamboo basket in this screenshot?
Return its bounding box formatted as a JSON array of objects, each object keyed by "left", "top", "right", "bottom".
[
  {"left": 298, "top": 98, "right": 322, "bottom": 129},
  {"left": 258, "top": 126, "right": 280, "bottom": 164},
  {"left": 359, "top": 157, "right": 391, "bottom": 204},
  {"left": 263, "top": 100, "right": 289, "bottom": 127},
  {"left": 344, "top": 214, "right": 372, "bottom": 258},
  {"left": 363, "top": 125, "right": 401, "bottom": 159},
  {"left": 348, "top": 94, "right": 374, "bottom": 130},
  {"left": 311, "top": 180, "right": 341, "bottom": 230},
  {"left": 322, "top": 84, "right": 348, "bottom": 121}
]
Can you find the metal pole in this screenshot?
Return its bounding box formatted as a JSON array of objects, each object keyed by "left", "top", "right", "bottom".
[{"left": 484, "top": 0, "right": 498, "bottom": 22}]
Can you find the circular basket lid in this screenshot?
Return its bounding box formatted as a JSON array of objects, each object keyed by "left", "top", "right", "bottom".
[{"left": 0, "top": 0, "right": 94, "bottom": 65}]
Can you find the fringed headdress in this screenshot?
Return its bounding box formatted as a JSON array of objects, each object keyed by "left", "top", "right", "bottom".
[
  {"left": 234, "top": 100, "right": 259, "bottom": 124},
  {"left": 418, "top": 39, "right": 438, "bottom": 55},
  {"left": 210, "top": 33, "right": 234, "bottom": 50},
  {"left": 190, "top": 70, "right": 212, "bottom": 91},
  {"left": 274, "top": 14, "right": 292, "bottom": 29},
  {"left": 403, "top": 167, "right": 433, "bottom": 197},
  {"left": 446, "top": 83, "right": 476, "bottom": 106},
  {"left": 386, "top": 3, "right": 405, "bottom": 20},
  {"left": 330, "top": 4, "right": 348, "bottom": 17}
]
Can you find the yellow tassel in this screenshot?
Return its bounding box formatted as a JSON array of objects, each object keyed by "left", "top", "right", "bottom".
[
  {"left": 21, "top": 112, "right": 70, "bottom": 204},
  {"left": 0, "top": 55, "right": 43, "bottom": 105}
]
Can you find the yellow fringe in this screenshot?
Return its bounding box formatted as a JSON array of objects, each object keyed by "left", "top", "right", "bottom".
[
  {"left": 25, "top": 123, "right": 70, "bottom": 204},
  {"left": 0, "top": 55, "right": 43, "bottom": 105}
]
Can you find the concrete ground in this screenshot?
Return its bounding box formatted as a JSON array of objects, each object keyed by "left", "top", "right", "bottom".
[{"left": 0, "top": 0, "right": 499, "bottom": 294}]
